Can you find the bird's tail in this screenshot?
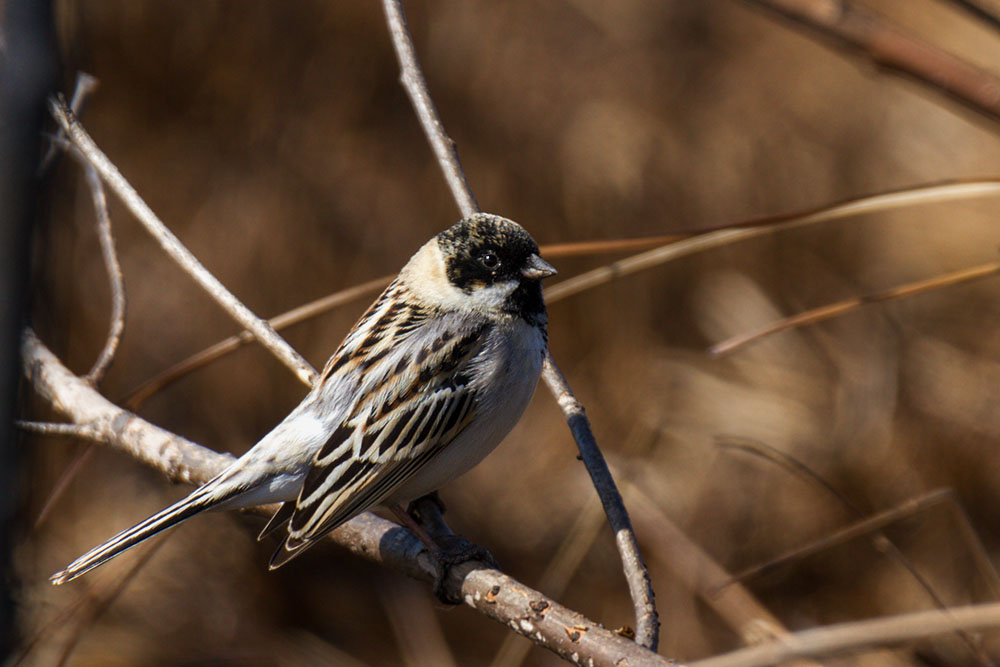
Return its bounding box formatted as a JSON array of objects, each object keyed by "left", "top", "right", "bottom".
[{"left": 50, "top": 480, "right": 235, "bottom": 585}]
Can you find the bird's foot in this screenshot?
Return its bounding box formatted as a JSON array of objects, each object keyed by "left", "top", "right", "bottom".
[
  {"left": 430, "top": 534, "right": 499, "bottom": 604},
  {"left": 392, "top": 495, "right": 499, "bottom": 604}
]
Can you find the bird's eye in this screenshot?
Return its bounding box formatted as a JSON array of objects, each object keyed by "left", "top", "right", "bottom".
[{"left": 479, "top": 251, "right": 500, "bottom": 270}]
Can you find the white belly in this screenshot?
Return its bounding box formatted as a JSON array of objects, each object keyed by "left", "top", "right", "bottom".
[{"left": 387, "top": 321, "right": 545, "bottom": 503}]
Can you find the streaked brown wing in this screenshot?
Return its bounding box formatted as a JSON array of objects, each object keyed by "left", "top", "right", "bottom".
[{"left": 269, "top": 323, "right": 487, "bottom": 568}]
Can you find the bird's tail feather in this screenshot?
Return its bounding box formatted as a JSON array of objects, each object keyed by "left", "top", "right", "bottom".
[{"left": 50, "top": 482, "right": 233, "bottom": 585}]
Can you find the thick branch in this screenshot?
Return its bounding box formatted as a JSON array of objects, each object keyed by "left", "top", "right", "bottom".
[
  {"left": 745, "top": 0, "right": 1000, "bottom": 124},
  {"left": 48, "top": 99, "right": 317, "bottom": 388},
  {"left": 22, "top": 327, "right": 670, "bottom": 666}
]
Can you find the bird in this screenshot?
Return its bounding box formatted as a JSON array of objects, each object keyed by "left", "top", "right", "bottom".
[{"left": 51, "top": 213, "right": 557, "bottom": 585}]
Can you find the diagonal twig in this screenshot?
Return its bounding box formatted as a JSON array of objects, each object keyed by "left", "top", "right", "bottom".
[
  {"left": 120, "top": 274, "right": 393, "bottom": 410},
  {"left": 940, "top": 0, "right": 1000, "bottom": 33},
  {"left": 688, "top": 601, "right": 1000, "bottom": 667},
  {"left": 716, "top": 439, "right": 995, "bottom": 665},
  {"left": 710, "top": 261, "right": 1000, "bottom": 355},
  {"left": 380, "top": 0, "right": 660, "bottom": 650},
  {"left": 117, "top": 177, "right": 1000, "bottom": 414},
  {"left": 743, "top": 0, "right": 1000, "bottom": 125},
  {"left": 48, "top": 98, "right": 318, "bottom": 388}
]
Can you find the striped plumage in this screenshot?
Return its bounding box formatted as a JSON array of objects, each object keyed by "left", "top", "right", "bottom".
[{"left": 51, "top": 213, "right": 555, "bottom": 585}]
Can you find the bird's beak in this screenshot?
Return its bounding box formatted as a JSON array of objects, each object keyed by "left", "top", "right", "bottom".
[{"left": 521, "top": 254, "right": 557, "bottom": 280}]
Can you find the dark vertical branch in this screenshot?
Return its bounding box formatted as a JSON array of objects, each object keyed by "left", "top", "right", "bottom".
[{"left": 0, "top": 0, "right": 59, "bottom": 656}]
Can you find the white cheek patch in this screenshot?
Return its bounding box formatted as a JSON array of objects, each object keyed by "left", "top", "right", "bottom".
[{"left": 465, "top": 280, "right": 518, "bottom": 312}]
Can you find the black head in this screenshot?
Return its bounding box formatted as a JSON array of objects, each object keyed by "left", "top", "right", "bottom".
[{"left": 436, "top": 213, "right": 556, "bottom": 322}]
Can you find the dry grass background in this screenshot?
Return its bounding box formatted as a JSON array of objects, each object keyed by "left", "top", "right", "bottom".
[{"left": 15, "top": 1, "right": 1000, "bottom": 665}]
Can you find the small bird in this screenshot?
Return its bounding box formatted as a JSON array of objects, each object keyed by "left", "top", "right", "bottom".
[{"left": 52, "top": 213, "right": 556, "bottom": 585}]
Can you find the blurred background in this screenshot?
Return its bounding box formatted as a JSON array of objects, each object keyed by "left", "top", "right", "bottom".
[{"left": 15, "top": 1, "right": 1000, "bottom": 664}]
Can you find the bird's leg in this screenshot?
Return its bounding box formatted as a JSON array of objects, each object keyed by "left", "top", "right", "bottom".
[
  {"left": 389, "top": 502, "right": 439, "bottom": 551},
  {"left": 391, "top": 494, "right": 498, "bottom": 604}
]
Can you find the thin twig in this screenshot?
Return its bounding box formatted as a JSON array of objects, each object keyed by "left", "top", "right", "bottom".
[
  {"left": 39, "top": 72, "right": 97, "bottom": 174},
  {"left": 16, "top": 420, "right": 104, "bottom": 441},
  {"left": 544, "top": 180, "right": 1000, "bottom": 305},
  {"left": 118, "top": 234, "right": 680, "bottom": 411},
  {"left": 115, "top": 178, "right": 1000, "bottom": 413},
  {"left": 688, "top": 601, "right": 1000, "bottom": 667},
  {"left": 22, "top": 328, "right": 670, "bottom": 666},
  {"left": 491, "top": 424, "right": 659, "bottom": 667},
  {"left": 940, "top": 0, "right": 1000, "bottom": 33},
  {"left": 716, "top": 439, "right": 994, "bottom": 665},
  {"left": 710, "top": 261, "right": 1000, "bottom": 355},
  {"left": 47, "top": 98, "right": 317, "bottom": 388},
  {"left": 121, "top": 274, "right": 393, "bottom": 410},
  {"left": 34, "top": 445, "right": 96, "bottom": 529},
  {"left": 624, "top": 485, "right": 822, "bottom": 664},
  {"left": 81, "top": 163, "right": 125, "bottom": 384},
  {"left": 744, "top": 0, "right": 1000, "bottom": 124},
  {"left": 380, "top": 0, "right": 660, "bottom": 650},
  {"left": 714, "top": 487, "right": 1000, "bottom": 600},
  {"left": 541, "top": 359, "right": 660, "bottom": 650},
  {"left": 382, "top": 0, "right": 478, "bottom": 217}
]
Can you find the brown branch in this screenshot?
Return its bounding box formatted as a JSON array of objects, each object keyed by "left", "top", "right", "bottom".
[
  {"left": 382, "top": 0, "right": 478, "bottom": 217},
  {"left": 688, "top": 601, "right": 1000, "bottom": 667},
  {"left": 941, "top": 0, "right": 1000, "bottom": 33},
  {"left": 710, "top": 261, "right": 1000, "bottom": 355},
  {"left": 715, "top": 440, "right": 994, "bottom": 665},
  {"left": 22, "top": 327, "right": 670, "bottom": 666},
  {"left": 48, "top": 98, "right": 318, "bottom": 388},
  {"left": 380, "top": 0, "right": 660, "bottom": 651},
  {"left": 714, "top": 488, "right": 1000, "bottom": 601},
  {"left": 744, "top": 0, "right": 1000, "bottom": 124},
  {"left": 119, "top": 178, "right": 1000, "bottom": 412},
  {"left": 120, "top": 274, "right": 393, "bottom": 410}
]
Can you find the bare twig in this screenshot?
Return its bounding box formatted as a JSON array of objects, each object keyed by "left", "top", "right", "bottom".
[
  {"left": 624, "top": 485, "right": 822, "bottom": 667},
  {"left": 81, "top": 163, "right": 125, "bottom": 384},
  {"left": 380, "top": 0, "right": 660, "bottom": 650},
  {"left": 711, "top": 261, "right": 1000, "bottom": 355},
  {"left": 715, "top": 440, "right": 994, "bottom": 665},
  {"left": 940, "top": 0, "right": 1000, "bottom": 32},
  {"left": 715, "top": 487, "right": 1000, "bottom": 600},
  {"left": 47, "top": 98, "right": 317, "bottom": 388},
  {"left": 39, "top": 72, "right": 97, "bottom": 174},
  {"left": 382, "top": 0, "right": 478, "bottom": 217},
  {"left": 688, "top": 601, "right": 1000, "bottom": 667},
  {"left": 16, "top": 420, "right": 103, "bottom": 440},
  {"left": 34, "top": 445, "right": 96, "bottom": 529},
  {"left": 544, "top": 180, "right": 1000, "bottom": 305},
  {"left": 541, "top": 359, "right": 660, "bottom": 650},
  {"left": 23, "top": 328, "right": 670, "bottom": 666},
  {"left": 743, "top": 0, "right": 1000, "bottom": 124},
  {"left": 491, "top": 425, "right": 660, "bottom": 667},
  {"left": 119, "top": 178, "right": 1000, "bottom": 412},
  {"left": 121, "top": 274, "right": 393, "bottom": 410}
]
